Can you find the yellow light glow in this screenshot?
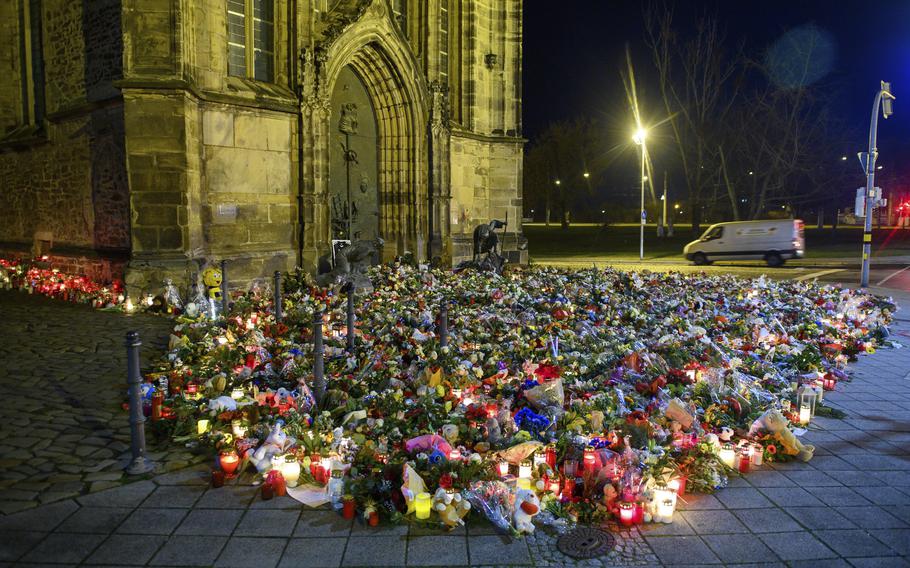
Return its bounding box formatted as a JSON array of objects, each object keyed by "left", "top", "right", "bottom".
[{"left": 632, "top": 128, "right": 647, "bottom": 145}]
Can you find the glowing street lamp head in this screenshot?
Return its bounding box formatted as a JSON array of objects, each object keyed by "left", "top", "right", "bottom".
[
  {"left": 583, "top": 172, "right": 590, "bottom": 178},
  {"left": 554, "top": 179, "right": 561, "bottom": 186},
  {"left": 632, "top": 128, "right": 647, "bottom": 145}
]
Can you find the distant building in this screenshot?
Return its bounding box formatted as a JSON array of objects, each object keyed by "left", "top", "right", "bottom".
[{"left": 0, "top": 0, "right": 525, "bottom": 292}]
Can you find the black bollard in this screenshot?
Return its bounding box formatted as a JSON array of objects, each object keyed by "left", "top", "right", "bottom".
[
  {"left": 125, "top": 331, "right": 155, "bottom": 475},
  {"left": 273, "top": 271, "right": 283, "bottom": 322},
  {"left": 439, "top": 303, "right": 449, "bottom": 348},
  {"left": 313, "top": 310, "right": 326, "bottom": 407},
  {"left": 346, "top": 287, "right": 355, "bottom": 351},
  {"left": 220, "top": 259, "right": 229, "bottom": 316}
]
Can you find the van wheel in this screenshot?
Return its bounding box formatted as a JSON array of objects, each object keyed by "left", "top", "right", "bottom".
[
  {"left": 692, "top": 253, "right": 709, "bottom": 266},
  {"left": 765, "top": 252, "right": 784, "bottom": 267}
]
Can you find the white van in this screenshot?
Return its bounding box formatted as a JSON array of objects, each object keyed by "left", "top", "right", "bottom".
[{"left": 683, "top": 219, "right": 805, "bottom": 267}]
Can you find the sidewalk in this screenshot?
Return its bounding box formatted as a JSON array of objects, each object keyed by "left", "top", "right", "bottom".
[{"left": 0, "top": 290, "right": 907, "bottom": 567}]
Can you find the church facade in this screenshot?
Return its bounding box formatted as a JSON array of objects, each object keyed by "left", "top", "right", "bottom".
[{"left": 0, "top": 0, "right": 525, "bottom": 292}]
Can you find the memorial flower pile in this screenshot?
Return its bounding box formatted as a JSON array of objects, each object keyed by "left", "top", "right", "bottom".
[
  {"left": 138, "top": 263, "right": 892, "bottom": 533},
  {"left": 0, "top": 258, "right": 128, "bottom": 309}
]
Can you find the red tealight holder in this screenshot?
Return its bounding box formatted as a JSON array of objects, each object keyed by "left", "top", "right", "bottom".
[
  {"left": 633, "top": 502, "right": 644, "bottom": 524},
  {"left": 583, "top": 446, "right": 597, "bottom": 471},
  {"left": 619, "top": 501, "right": 635, "bottom": 526},
  {"left": 220, "top": 451, "right": 240, "bottom": 476},
  {"left": 211, "top": 469, "right": 225, "bottom": 488},
  {"left": 822, "top": 374, "right": 837, "bottom": 391}
]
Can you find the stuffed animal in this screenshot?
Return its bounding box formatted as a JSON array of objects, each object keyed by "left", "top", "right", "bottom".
[
  {"left": 432, "top": 487, "right": 472, "bottom": 527},
  {"left": 750, "top": 409, "right": 815, "bottom": 462},
  {"left": 513, "top": 489, "right": 540, "bottom": 534},
  {"left": 248, "top": 423, "right": 294, "bottom": 472},
  {"left": 202, "top": 266, "right": 222, "bottom": 302}
]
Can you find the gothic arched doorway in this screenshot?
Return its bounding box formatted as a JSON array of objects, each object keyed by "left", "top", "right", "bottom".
[{"left": 328, "top": 66, "right": 380, "bottom": 243}]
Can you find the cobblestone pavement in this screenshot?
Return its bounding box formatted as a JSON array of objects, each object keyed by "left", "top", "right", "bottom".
[
  {"left": 0, "top": 287, "right": 908, "bottom": 566},
  {"left": 0, "top": 291, "right": 203, "bottom": 515}
]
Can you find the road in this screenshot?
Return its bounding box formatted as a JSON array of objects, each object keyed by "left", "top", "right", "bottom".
[{"left": 530, "top": 257, "right": 910, "bottom": 294}]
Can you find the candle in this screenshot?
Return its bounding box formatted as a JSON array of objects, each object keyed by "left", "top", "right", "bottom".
[
  {"left": 230, "top": 388, "right": 244, "bottom": 400},
  {"left": 211, "top": 469, "right": 225, "bottom": 488},
  {"left": 799, "top": 403, "right": 811, "bottom": 425},
  {"left": 563, "top": 459, "right": 577, "bottom": 477},
  {"left": 486, "top": 403, "right": 498, "bottom": 418},
  {"left": 343, "top": 495, "right": 356, "bottom": 519},
  {"left": 220, "top": 451, "right": 240, "bottom": 476},
  {"left": 196, "top": 419, "right": 210, "bottom": 435},
  {"left": 533, "top": 451, "right": 546, "bottom": 468},
  {"left": 583, "top": 446, "right": 597, "bottom": 470},
  {"left": 634, "top": 502, "right": 644, "bottom": 524},
  {"left": 448, "top": 449, "right": 461, "bottom": 461},
  {"left": 545, "top": 444, "right": 557, "bottom": 468},
  {"left": 320, "top": 456, "right": 333, "bottom": 484},
  {"left": 518, "top": 459, "right": 532, "bottom": 479},
  {"left": 719, "top": 443, "right": 736, "bottom": 468},
  {"left": 281, "top": 455, "right": 301, "bottom": 487},
  {"left": 822, "top": 374, "right": 837, "bottom": 391},
  {"left": 415, "top": 492, "right": 432, "bottom": 519},
  {"left": 232, "top": 420, "right": 247, "bottom": 438},
  {"left": 497, "top": 460, "right": 509, "bottom": 477},
  {"left": 261, "top": 482, "right": 274, "bottom": 500},
  {"left": 738, "top": 449, "right": 750, "bottom": 473},
  {"left": 151, "top": 392, "right": 163, "bottom": 421},
  {"left": 562, "top": 477, "right": 576, "bottom": 499},
  {"left": 451, "top": 388, "right": 462, "bottom": 401},
  {"left": 657, "top": 498, "right": 676, "bottom": 523},
  {"left": 516, "top": 477, "right": 532, "bottom": 490},
  {"left": 751, "top": 443, "right": 763, "bottom": 467},
  {"left": 548, "top": 478, "right": 561, "bottom": 495},
  {"left": 619, "top": 501, "right": 635, "bottom": 526},
  {"left": 668, "top": 476, "right": 687, "bottom": 496}
]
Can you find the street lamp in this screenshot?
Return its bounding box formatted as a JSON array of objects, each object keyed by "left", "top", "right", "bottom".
[
  {"left": 583, "top": 172, "right": 590, "bottom": 179},
  {"left": 633, "top": 128, "right": 647, "bottom": 260},
  {"left": 859, "top": 80, "right": 895, "bottom": 288}
]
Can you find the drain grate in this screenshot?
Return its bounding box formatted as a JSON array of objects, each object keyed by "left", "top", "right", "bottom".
[{"left": 556, "top": 527, "right": 616, "bottom": 559}]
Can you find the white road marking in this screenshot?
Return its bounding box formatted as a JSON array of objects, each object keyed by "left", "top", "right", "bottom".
[
  {"left": 795, "top": 269, "right": 845, "bottom": 281},
  {"left": 876, "top": 265, "right": 910, "bottom": 286}
]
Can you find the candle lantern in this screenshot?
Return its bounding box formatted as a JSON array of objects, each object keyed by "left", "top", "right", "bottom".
[
  {"left": 196, "top": 419, "right": 210, "bottom": 435},
  {"left": 799, "top": 403, "right": 812, "bottom": 425},
  {"left": 343, "top": 495, "right": 356, "bottom": 520},
  {"left": 230, "top": 388, "right": 244, "bottom": 400},
  {"left": 151, "top": 392, "right": 164, "bottom": 421},
  {"left": 415, "top": 492, "right": 432, "bottom": 519},
  {"left": 545, "top": 444, "right": 557, "bottom": 468},
  {"left": 583, "top": 446, "right": 597, "bottom": 471},
  {"left": 220, "top": 451, "right": 240, "bottom": 476},
  {"left": 619, "top": 501, "right": 635, "bottom": 526},
  {"left": 518, "top": 459, "right": 532, "bottom": 479},
  {"left": 822, "top": 374, "right": 837, "bottom": 391},
  {"left": 282, "top": 455, "right": 301, "bottom": 488},
  {"left": 719, "top": 443, "right": 736, "bottom": 468},
  {"left": 497, "top": 460, "right": 509, "bottom": 477},
  {"left": 798, "top": 386, "right": 817, "bottom": 417}
]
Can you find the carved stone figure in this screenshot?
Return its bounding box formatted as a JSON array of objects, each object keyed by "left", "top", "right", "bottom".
[{"left": 338, "top": 102, "right": 359, "bottom": 135}]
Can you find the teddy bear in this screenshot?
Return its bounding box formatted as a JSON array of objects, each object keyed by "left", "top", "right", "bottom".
[
  {"left": 248, "top": 423, "right": 295, "bottom": 472},
  {"left": 432, "top": 487, "right": 472, "bottom": 527},
  {"left": 749, "top": 409, "right": 814, "bottom": 462},
  {"left": 513, "top": 488, "right": 540, "bottom": 534}
]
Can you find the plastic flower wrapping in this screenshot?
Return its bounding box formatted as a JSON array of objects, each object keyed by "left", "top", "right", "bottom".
[{"left": 5, "top": 257, "right": 897, "bottom": 533}]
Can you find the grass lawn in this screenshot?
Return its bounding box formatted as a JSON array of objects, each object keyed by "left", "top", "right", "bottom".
[{"left": 524, "top": 223, "right": 910, "bottom": 262}]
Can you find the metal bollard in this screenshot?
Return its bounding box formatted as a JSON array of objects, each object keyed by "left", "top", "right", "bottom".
[
  {"left": 125, "top": 331, "right": 155, "bottom": 475},
  {"left": 346, "top": 287, "right": 355, "bottom": 351},
  {"left": 220, "top": 259, "right": 229, "bottom": 316},
  {"left": 313, "top": 310, "right": 326, "bottom": 407},
  {"left": 439, "top": 303, "right": 449, "bottom": 348},
  {"left": 273, "top": 271, "right": 283, "bottom": 322}
]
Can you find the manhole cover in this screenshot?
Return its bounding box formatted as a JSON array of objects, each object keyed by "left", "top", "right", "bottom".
[{"left": 556, "top": 527, "right": 615, "bottom": 559}]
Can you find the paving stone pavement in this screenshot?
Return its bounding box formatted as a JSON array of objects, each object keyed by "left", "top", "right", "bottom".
[
  {"left": 0, "top": 291, "right": 204, "bottom": 515},
  {"left": 0, "top": 286, "right": 908, "bottom": 567}
]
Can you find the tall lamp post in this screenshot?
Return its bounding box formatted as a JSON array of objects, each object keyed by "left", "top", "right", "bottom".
[
  {"left": 633, "top": 128, "right": 648, "bottom": 260},
  {"left": 859, "top": 81, "right": 895, "bottom": 288}
]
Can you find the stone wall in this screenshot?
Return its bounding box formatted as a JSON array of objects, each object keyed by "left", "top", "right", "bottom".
[{"left": 0, "top": 0, "right": 129, "bottom": 281}]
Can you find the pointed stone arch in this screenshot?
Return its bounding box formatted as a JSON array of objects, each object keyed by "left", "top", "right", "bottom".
[{"left": 317, "top": 6, "right": 431, "bottom": 262}]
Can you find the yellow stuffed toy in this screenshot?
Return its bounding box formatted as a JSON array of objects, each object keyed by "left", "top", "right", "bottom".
[{"left": 202, "top": 266, "right": 223, "bottom": 303}]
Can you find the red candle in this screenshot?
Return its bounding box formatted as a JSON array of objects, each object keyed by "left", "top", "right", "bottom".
[
  {"left": 486, "top": 403, "right": 498, "bottom": 418},
  {"left": 738, "top": 452, "right": 751, "bottom": 474},
  {"left": 211, "top": 470, "right": 225, "bottom": 488},
  {"left": 619, "top": 502, "right": 635, "bottom": 526},
  {"left": 151, "top": 392, "right": 164, "bottom": 422},
  {"left": 547, "top": 478, "right": 561, "bottom": 495},
  {"left": 368, "top": 511, "right": 379, "bottom": 526},
  {"left": 261, "top": 483, "right": 274, "bottom": 500},
  {"left": 562, "top": 478, "right": 576, "bottom": 499},
  {"left": 545, "top": 445, "right": 557, "bottom": 469},
  {"left": 343, "top": 498, "right": 356, "bottom": 520},
  {"left": 633, "top": 502, "right": 644, "bottom": 524},
  {"left": 220, "top": 451, "right": 240, "bottom": 476},
  {"left": 448, "top": 449, "right": 461, "bottom": 461}
]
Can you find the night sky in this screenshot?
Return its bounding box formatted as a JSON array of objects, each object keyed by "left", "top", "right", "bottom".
[{"left": 523, "top": 0, "right": 910, "bottom": 194}]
